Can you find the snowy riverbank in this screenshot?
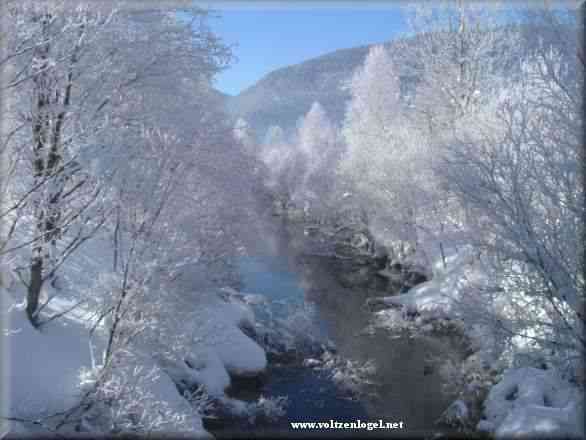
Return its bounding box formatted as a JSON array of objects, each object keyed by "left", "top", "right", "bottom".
[
  {"left": 1, "top": 268, "right": 274, "bottom": 436},
  {"left": 365, "top": 245, "right": 584, "bottom": 438}
]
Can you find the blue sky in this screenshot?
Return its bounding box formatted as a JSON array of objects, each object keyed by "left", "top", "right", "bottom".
[{"left": 198, "top": 4, "right": 407, "bottom": 95}]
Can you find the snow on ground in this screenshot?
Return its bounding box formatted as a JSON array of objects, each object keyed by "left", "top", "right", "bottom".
[
  {"left": 369, "top": 244, "right": 493, "bottom": 355},
  {"left": 370, "top": 244, "right": 520, "bottom": 367},
  {"left": 1, "top": 284, "right": 210, "bottom": 436},
  {"left": 478, "top": 367, "right": 584, "bottom": 439},
  {"left": 2, "top": 288, "right": 96, "bottom": 420},
  {"left": 373, "top": 244, "right": 479, "bottom": 315},
  {"left": 1, "top": 250, "right": 272, "bottom": 436}
]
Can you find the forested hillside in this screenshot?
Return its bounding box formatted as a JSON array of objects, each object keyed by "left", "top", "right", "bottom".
[{"left": 225, "top": 23, "right": 530, "bottom": 137}]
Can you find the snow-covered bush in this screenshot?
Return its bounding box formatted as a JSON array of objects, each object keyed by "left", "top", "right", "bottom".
[
  {"left": 436, "top": 354, "right": 501, "bottom": 432},
  {"left": 318, "top": 351, "right": 378, "bottom": 396},
  {"left": 77, "top": 351, "right": 205, "bottom": 434},
  {"left": 252, "top": 395, "right": 289, "bottom": 423},
  {"left": 440, "top": 44, "right": 584, "bottom": 381},
  {"left": 183, "top": 386, "right": 216, "bottom": 418},
  {"left": 258, "top": 102, "right": 343, "bottom": 219},
  {"left": 215, "top": 395, "right": 288, "bottom": 425}
]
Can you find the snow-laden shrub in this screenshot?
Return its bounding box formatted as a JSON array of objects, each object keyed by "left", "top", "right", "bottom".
[
  {"left": 438, "top": 42, "right": 584, "bottom": 384},
  {"left": 471, "top": 256, "right": 585, "bottom": 383},
  {"left": 218, "top": 395, "right": 288, "bottom": 425},
  {"left": 439, "top": 354, "right": 500, "bottom": 399},
  {"left": 371, "top": 291, "right": 500, "bottom": 432},
  {"left": 318, "top": 351, "right": 378, "bottom": 395},
  {"left": 436, "top": 353, "right": 502, "bottom": 432},
  {"left": 381, "top": 244, "right": 581, "bottom": 383},
  {"left": 183, "top": 386, "right": 216, "bottom": 417},
  {"left": 254, "top": 395, "right": 288, "bottom": 422},
  {"left": 373, "top": 303, "right": 471, "bottom": 348},
  {"left": 76, "top": 351, "right": 200, "bottom": 434}
]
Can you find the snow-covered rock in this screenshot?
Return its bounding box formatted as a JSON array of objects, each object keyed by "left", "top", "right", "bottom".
[
  {"left": 156, "top": 289, "right": 268, "bottom": 401},
  {"left": 157, "top": 349, "right": 230, "bottom": 398},
  {"left": 479, "top": 367, "right": 584, "bottom": 439},
  {"left": 375, "top": 277, "right": 456, "bottom": 314},
  {"left": 215, "top": 336, "right": 266, "bottom": 378},
  {"left": 303, "top": 358, "right": 322, "bottom": 368},
  {"left": 192, "top": 291, "right": 267, "bottom": 379},
  {"left": 185, "top": 350, "right": 231, "bottom": 396}
]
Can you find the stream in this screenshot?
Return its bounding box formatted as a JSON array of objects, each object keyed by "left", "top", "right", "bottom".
[{"left": 204, "top": 220, "right": 455, "bottom": 438}]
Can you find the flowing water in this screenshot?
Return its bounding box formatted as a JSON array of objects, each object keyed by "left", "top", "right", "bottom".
[{"left": 205, "top": 220, "right": 456, "bottom": 438}]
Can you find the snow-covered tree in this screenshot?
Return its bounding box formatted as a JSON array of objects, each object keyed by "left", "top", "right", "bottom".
[
  {"left": 88, "top": 12, "right": 256, "bottom": 363},
  {"left": 388, "top": 2, "right": 523, "bottom": 266},
  {"left": 259, "top": 124, "right": 292, "bottom": 202},
  {"left": 0, "top": 2, "right": 232, "bottom": 328},
  {"left": 233, "top": 117, "right": 257, "bottom": 156},
  {"left": 339, "top": 45, "right": 434, "bottom": 256},
  {"left": 0, "top": 2, "right": 127, "bottom": 326},
  {"left": 258, "top": 104, "right": 343, "bottom": 220},
  {"left": 440, "top": 6, "right": 584, "bottom": 378},
  {"left": 259, "top": 122, "right": 303, "bottom": 211},
  {"left": 399, "top": 1, "right": 508, "bottom": 135},
  {"left": 262, "top": 124, "right": 285, "bottom": 147},
  {"left": 293, "top": 102, "right": 341, "bottom": 215}
]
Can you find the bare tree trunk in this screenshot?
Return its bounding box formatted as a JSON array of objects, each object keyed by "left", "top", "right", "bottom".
[
  {"left": 27, "top": 146, "right": 47, "bottom": 327},
  {"left": 0, "top": 2, "right": 12, "bottom": 289},
  {"left": 24, "top": 12, "right": 81, "bottom": 326},
  {"left": 26, "top": 254, "right": 43, "bottom": 326},
  {"left": 26, "top": 12, "right": 51, "bottom": 327}
]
